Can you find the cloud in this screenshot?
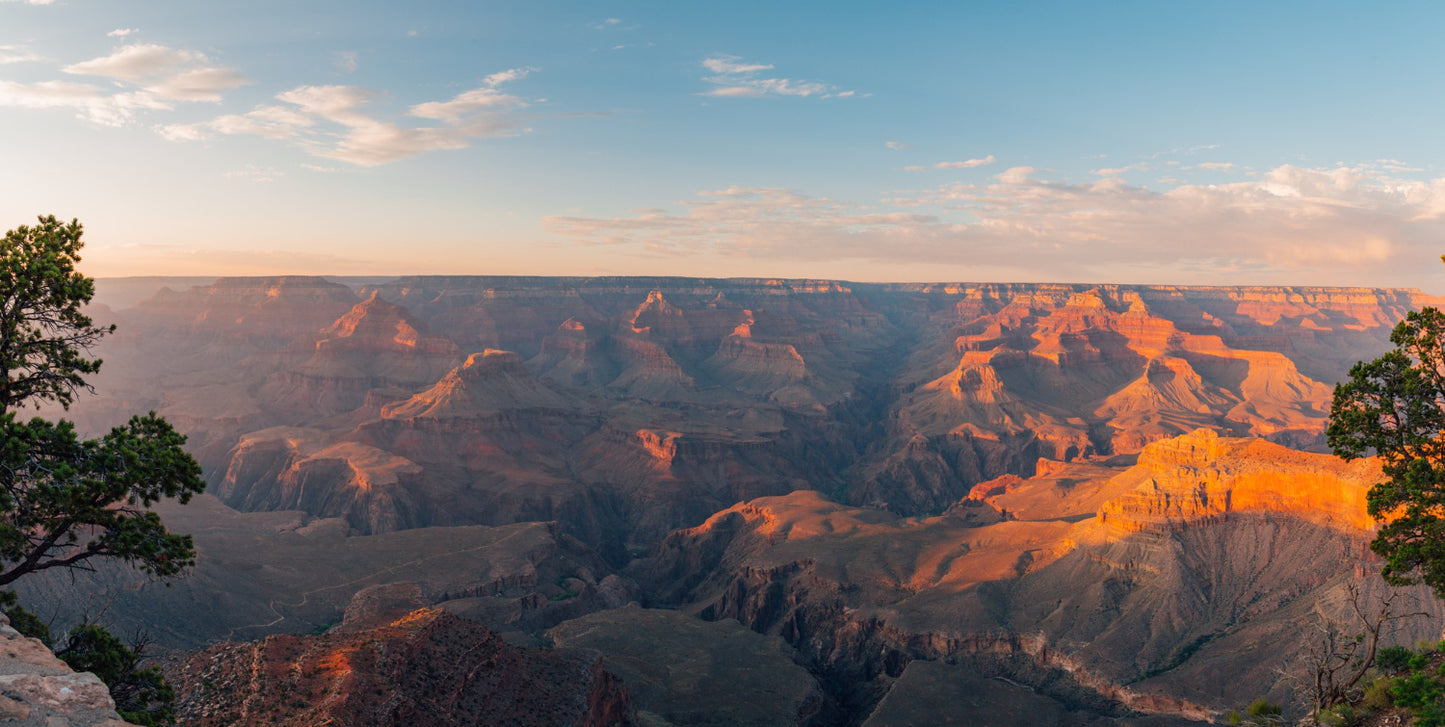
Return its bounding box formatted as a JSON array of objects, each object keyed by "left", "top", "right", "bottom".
[
  {"left": 0, "top": 79, "right": 168, "bottom": 125},
  {"left": 0, "top": 42, "right": 247, "bottom": 124},
  {"left": 1375, "top": 158, "right": 1423, "bottom": 173},
  {"left": 0, "top": 0, "right": 55, "bottom": 5},
  {"left": 1093, "top": 162, "right": 1150, "bottom": 177},
  {"left": 64, "top": 43, "right": 204, "bottom": 81},
  {"left": 159, "top": 103, "right": 314, "bottom": 140},
  {"left": 702, "top": 57, "right": 774, "bottom": 75},
  {"left": 107, "top": 28, "right": 137, "bottom": 38},
  {"left": 885, "top": 141, "right": 908, "bottom": 151},
  {"left": 55, "top": 43, "right": 248, "bottom": 103},
  {"left": 334, "top": 50, "right": 358, "bottom": 73},
  {"left": 906, "top": 156, "right": 996, "bottom": 171},
  {"left": 700, "top": 55, "right": 855, "bottom": 99},
  {"left": 163, "top": 68, "right": 535, "bottom": 166},
  {"left": 481, "top": 67, "right": 534, "bottom": 87},
  {"left": 543, "top": 163, "right": 1445, "bottom": 287},
  {"left": 224, "top": 164, "right": 283, "bottom": 183},
  {"left": 0, "top": 44, "right": 40, "bottom": 64},
  {"left": 936, "top": 156, "right": 995, "bottom": 169},
  {"left": 145, "top": 67, "right": 249, "bottom": 101},
  {"left": 1196, "top": 161, "right": 1234, "bottom": 171}
]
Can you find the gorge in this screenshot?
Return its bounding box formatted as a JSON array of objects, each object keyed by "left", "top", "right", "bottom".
[{"left": 18, "top": 276, "right": 1441, "bottom": 726}]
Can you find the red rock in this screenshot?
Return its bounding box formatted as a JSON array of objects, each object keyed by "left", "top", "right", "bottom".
[{"left": 169, "top": 606, "right": 631, "bottom": 727}]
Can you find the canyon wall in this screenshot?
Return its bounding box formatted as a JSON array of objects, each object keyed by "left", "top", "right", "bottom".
[{"left": 42, "top": 276, "right": 1444, "bottom": 725}]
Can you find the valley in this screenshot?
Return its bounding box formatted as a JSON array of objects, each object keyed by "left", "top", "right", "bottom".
[{"left": 20, "top": 276, "right": 1443, "bottom": 725}]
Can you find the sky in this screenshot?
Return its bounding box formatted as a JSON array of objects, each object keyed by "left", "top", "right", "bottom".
[{"left": 2, "top": 1, "right": 1444, "bottom": 289}]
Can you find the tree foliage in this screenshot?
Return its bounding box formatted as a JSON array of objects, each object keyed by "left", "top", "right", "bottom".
[
  {"left": 56, "top": 625, "right": 176, "bottom": 726},
  {"left": 0, "top": 215, "right": 113, "bottom": 414},
  {"left": 0, "top": 215, "right": 201, "bottom": 724},
  {"left": 0, "top": 414, "right": 202, "bottom": 586},
  {"left": 1329, "top": 307, "right": 1445, "bottom": 596},
  {"left": 0, "top": 215, "right": 204, "bottom": 586}
]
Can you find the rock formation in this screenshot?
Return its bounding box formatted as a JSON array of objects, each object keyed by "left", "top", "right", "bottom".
[
  {"left": 0, "top": 613, "right": 130, "bottom": 727},
  {"left": 629, "top": 431, "right": 1432, "bottom": 721},
  {"left": 258, "top": 292, "right": 462, "bottom": 419},
  {"left": 34, "top": 276, "right": 1445, "bottom": 724},
  {"left": 169, "top": 590, "right": 631, "bottom": 727},
  {"left": 66, "top": 277, "right": 1424, "bottom": 541}
]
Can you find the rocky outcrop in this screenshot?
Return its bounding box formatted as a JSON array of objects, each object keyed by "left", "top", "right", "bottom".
[
  {"left": 258, "top": 293, "right": 462, "bottom": 418},
  {"left": 381, "top": 349, "right": 574, "bottom": 418},
  {"left": 0, "top": 613, "right": 130, "bottom": 727},
  {"left": 216, "top": 428, "right": 426, "bottom": 534},
  {"left": 1091, "top": 428, "right": 1380, "bottom": 536},
  {"left": 631, "top": 434, "right": 1435, "bottom": 723},
  {"left": 854, "top": 284, "right": 1361, "bottom": 514},
  {"left": 169, "top": 604, "right": 631, "bottom": 726}
]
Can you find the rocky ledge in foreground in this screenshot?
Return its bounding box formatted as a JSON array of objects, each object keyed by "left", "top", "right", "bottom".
[{"left": 0, "top": 613, "right": 131, "bottom": 727}]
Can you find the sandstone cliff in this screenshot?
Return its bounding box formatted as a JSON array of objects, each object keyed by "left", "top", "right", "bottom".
[
  {"left": 631, "top": 431, "right": 1434, "bottom": 722},
  {"left": 852, "top": 283, "right": 1396, "bottom": 513},
  {"left": 1089, "top": 428, "right": 1380, "bottom": 536},
  {"left": 36, "top": 276, "right": 1444, "bottom": 726},
  {"left": 0, "top": 613, "right": 131, "bottom": 726},
  {"left": 258, "top": 292, "right": 462, "bottom": 419},
  {"left": 66, "top": 277, "right": 1420, "bottom": 545}
]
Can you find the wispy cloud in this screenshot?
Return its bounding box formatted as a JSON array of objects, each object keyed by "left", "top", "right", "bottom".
[
  {"left": 885, "top": 141, "right": 908, "bottom": 151},
  {"left": 702, "top": 57, "right": 773, "bottom": 75},
  {"left": 1092, "top": 162, "right": 1149, "bottom": 176},
  {"left": 0, "top": 44, "right": 40, "bottom": 64},
  {"left": 0, "top": 0, "right": 56, "bottom": 5},
  {"left": 62, "top": 43, "right": 249, "bottom": 100},
  {"left": 544, "top": 164, "right": 1445, "bottom": 286},
  {"left": 700, "top": 55, "right": 855, "bottom": 99},
  {"left": 1375, "top": 158, "right": 1423, "bottom": 173},
  {"left": 334, "top": 50, "right": 358, "bottom": 74},
  {"left": 225, "top": 164, "right": 283, "bottom": 183},
  {"left": 0, "top": 42, "right": 252, "bottom": 123},
  {"left": 161, "top": 67, "right": 535, "bottom": 166},
  {"left": 68, "top": 44, "right": 192, "bottom": 81},
  {"left": 905, "top": 156, "right": 996, "bottom": 171},
  {"left": 0, "top": 80, "right": 168, "bottom": 126},
  {"left": 107, "top": 28, "right": 137, "bottom": 38}
]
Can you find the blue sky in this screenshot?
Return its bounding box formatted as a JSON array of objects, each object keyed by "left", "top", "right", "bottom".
[{"left": 2, "top": 1, "right": 1444, "bottom": 288}]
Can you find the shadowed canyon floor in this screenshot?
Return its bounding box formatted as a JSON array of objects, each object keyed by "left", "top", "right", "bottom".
[{"left": 23, "top": 276, "right": 1445, "bottom": 725}]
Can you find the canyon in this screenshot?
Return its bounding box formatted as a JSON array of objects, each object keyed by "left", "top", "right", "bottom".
[{"left": 19, "top": 276, "right": 1444, "bottom": 725}]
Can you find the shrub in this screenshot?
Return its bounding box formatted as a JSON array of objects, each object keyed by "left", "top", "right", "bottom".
[
  {"left": 1363, "top": 675, "right": 1396, "bottom": 710},
  {"left": 1318, "top": 703, "right": 1360, "bottom": 727},
  {"left": 1394, "top": 672, "right": 1445, "bottom": 727},
  {"left": 1245, "top": 699, "right": 1282, "bottom": 717},
  {"left": 1379, "top": 645, "right": 1415, "bottom": 675}
]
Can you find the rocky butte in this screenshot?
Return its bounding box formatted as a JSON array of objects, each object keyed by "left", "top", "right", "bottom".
[{"left": 18, "top": 277, "right": 1443, "bottom": 725}]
